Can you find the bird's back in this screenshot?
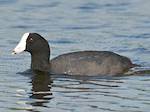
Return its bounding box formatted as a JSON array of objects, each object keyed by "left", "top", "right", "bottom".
[{"left": 50, "top": 51, "right": 133, "bottom": 76}]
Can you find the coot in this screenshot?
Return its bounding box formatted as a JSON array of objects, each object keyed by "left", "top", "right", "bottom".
[{"left": 12, "top": 33, "right": 137, "bottom": 76}]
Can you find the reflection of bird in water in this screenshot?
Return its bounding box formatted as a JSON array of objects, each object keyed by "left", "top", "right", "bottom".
[{"left": 30, "top": 70, "right": 53, "bottom": 107}]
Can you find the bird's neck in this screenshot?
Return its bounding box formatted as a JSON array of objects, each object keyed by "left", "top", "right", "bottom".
[{"left": 31, "top": 53, "right": 50, "bottom": 72}]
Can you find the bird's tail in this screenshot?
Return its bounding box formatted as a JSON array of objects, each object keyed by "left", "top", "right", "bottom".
[{"left": 131, "top": 63, "right": 141, "bottom": 68}]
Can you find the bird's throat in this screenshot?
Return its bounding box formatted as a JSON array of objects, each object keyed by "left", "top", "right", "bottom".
[{"left": 31, "top": 53, "right": 50, "bottom": 72}]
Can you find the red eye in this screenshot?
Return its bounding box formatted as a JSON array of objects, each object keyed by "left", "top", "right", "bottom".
[{"left": 29, "top": 37, "right": 33, "bottom": 42}]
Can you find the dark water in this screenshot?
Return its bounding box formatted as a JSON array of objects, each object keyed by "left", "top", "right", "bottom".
[{"left": 0, "top": 0, "right": 150, "bottom": 111}]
